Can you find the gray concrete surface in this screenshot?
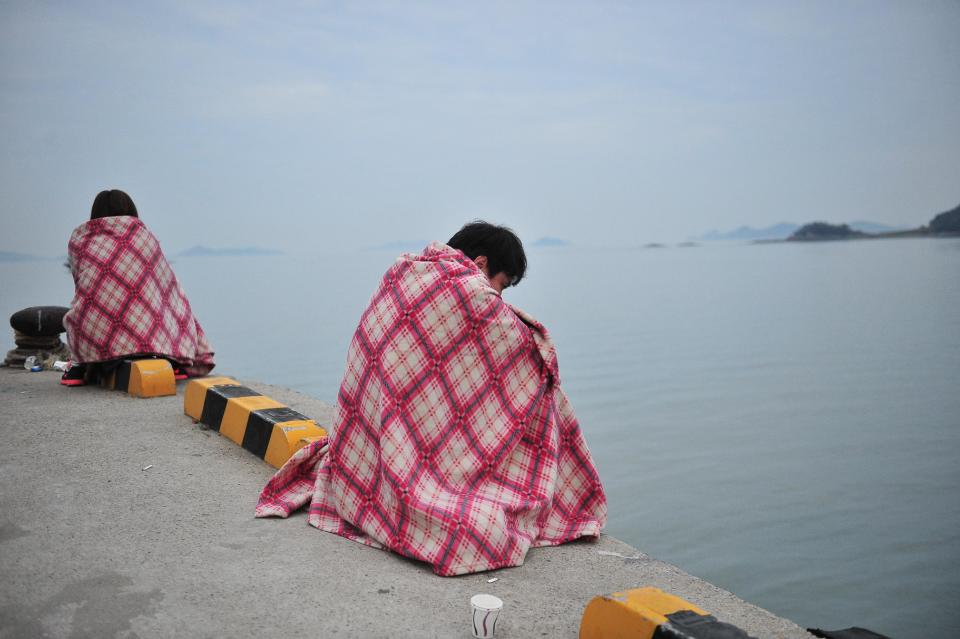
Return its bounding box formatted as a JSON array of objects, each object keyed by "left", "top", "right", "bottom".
[{"left": 0, "top": 368, "right": 812, "bottom": 639}]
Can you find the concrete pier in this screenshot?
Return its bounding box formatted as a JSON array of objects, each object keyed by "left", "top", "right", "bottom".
[{"left": 0, "top": 368, "right": 812, "bottom": 638}]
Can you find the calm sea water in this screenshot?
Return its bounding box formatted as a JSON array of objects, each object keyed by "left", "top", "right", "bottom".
[{"left": 2, "top": 238, "right": 958, "bottom": 639}]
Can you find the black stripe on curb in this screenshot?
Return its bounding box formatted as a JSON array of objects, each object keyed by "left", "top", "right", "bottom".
[
  {"left": 243, "top": 407, "right": 312, "bottom": 458},
  {"left": 200, "top": 385, "right": 261, "bottom": 432}
]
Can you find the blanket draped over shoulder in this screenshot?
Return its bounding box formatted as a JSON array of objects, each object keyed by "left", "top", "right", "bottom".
[
  {"left": 257, "top": 242, "right": 606, "bottom": 576},
  {"left": 63, "top": 216, "right": 215, "bottom": 376}
]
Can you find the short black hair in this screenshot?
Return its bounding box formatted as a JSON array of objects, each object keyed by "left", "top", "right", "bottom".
[
  {"left": 448, "top": 220, "right": 527, "bottom": 287},
  {"left": 90, "top": 190, "right": 139, "bottom": 220}
]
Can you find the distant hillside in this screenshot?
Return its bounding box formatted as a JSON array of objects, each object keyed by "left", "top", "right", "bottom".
[
  {"left": 788, "top": 223, "right": 868, "bottom": 241},
  {"left": 929, "top": 203, "right": 960, "bottom": 234},
  {"left": 700, "top": 219, "right": 909, "bottom": 242},
  {"left": 782, "top": 202, "right": 960, "bottom": 242},
  {"left": 178, "top": 245, "right": 282, "bottom": 257}
]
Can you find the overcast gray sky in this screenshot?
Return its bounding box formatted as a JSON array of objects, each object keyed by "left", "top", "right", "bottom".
[{"left": 2, "top": 0, "right": 958, "bottom": 254}]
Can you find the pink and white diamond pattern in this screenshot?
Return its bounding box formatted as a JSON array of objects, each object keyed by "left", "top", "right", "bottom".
[
  {"left": 257, "top": 242, "right": 606, "bottom": 576},
  {"left": 63, "top": 216, "right": 214, "bottom": 376}
]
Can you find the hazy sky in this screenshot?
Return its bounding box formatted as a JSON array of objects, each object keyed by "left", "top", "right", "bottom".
[{"left": 2, "top": 0, "right": 958, "bottom": 254}]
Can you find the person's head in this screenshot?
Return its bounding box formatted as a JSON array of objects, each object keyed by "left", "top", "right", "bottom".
[
  {"left": 90, "top": 190, "right": 138, "bottom": 220},
  {"left": 447, "top": 220, "right": 526, "bottom": 293}
]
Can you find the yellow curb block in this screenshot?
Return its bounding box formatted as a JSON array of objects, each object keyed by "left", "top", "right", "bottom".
[
  {"left": 580, "top": 587, "right": 753, "bottom": 639},
  {"left": 99, "top": 359, "right": 176, "bottom": 398},
  {"left": 183, "top": 376, "right": 240, "bottom": 420},
  {"left": 184, "top": 377, "right": 327, "bottom": 468}
]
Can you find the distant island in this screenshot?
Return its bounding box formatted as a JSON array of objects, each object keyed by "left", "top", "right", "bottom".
[
  {"left": 178, "top": 245, "right": 283, "bottom": 257},
  {"left": 786, "top": 202, "right": 960, "bottom": 242},
  {"left": 699, "top": 220, "right": 908, "bottom": 242},
  {"left": 928, "top": 203, "right": 960, "bottom": 234},
  {"left": 788, "top": 222, "right": 868, "bottom": 241}
]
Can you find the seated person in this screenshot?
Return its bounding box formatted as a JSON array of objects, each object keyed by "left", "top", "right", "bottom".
[
  {"left": 257, "top": 221, "right": 607, "bottom": 576},
  {"left": 61, "top": 190, "right": 215, "bottom": 386}
]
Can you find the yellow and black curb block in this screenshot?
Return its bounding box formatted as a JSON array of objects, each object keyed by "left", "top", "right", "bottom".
[
  {"left": 184, "top": 377, "right": 327, "bottom": 468},
  {"left": 99, "top": 359, "right": 176, "bottom": 398},
  {"left": 579, "top": 586, "right": 756, "bottom": 639}
]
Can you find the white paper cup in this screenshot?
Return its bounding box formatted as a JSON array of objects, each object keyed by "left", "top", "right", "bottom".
[{"left": 470, "top": 594, "right": 503, "bottom": 638}]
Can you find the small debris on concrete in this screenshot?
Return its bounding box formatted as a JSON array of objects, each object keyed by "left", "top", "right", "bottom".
[
  {"left": 141, "top": 465, "right": 153, "bottom": 471},
  {"left": 377, "top": 588, "right": 390, "bottom": 594},
  {"left": 487, "top": 577, "right": 499, "bottom": 583},
  {"left": 597, "top": 550, "right": 642, "bottom": 560}
]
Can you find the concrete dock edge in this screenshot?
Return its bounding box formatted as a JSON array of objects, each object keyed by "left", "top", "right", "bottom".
[{"left": 0, "top": 368, "right": 812, "bottom": 638}]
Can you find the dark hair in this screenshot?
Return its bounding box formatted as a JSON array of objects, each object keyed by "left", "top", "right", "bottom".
[
  {"left": 90, "top": 190, "right": 139, "bottom": 220},
  {"left": 448, "top": 220, "right": 527, "bottom": 287}
]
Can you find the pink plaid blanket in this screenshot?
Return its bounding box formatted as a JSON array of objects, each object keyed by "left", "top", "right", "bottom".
[
  {"left": 63, "top": 216, "right": 215, "bottom": 376},
  {"left": 257, "top": 242, "right": 606, "bottom": 576}
]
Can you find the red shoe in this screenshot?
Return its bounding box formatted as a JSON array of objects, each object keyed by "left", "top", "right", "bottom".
[{"left": 60, "top": 365, "right": 87, "bottom": 386}]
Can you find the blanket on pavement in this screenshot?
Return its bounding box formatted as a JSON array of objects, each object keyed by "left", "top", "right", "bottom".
[
  {"left": 63, "top": 216, "right": 215, "bottom": 376},
  {"left": 256, "top": 242, "right": 606, "bottom": 576}
]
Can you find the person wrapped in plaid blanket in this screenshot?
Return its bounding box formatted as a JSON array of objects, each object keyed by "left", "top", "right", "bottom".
[
  {"left": 61, "top": 190, "right": 215, "bottom": 385},
  {"left": 257, "top": 221, "right": 607, "bottom": 576}
]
